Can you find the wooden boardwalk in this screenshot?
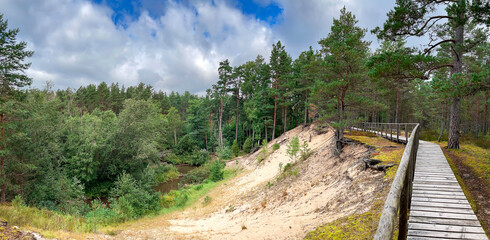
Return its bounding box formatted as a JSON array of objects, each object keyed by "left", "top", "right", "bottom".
[
  {"left": 407, "top": 140, "right": 487, "bottom": 239},
  {"left": 354, "top": 126, "right": 488, "bottom": 239}
]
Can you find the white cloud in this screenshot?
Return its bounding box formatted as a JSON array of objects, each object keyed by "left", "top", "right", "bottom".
[
  {"left": 0, "top": 0, "right": 432, "bottom": 93},
  {"left": 0, "top": 0, "right": 273, "bottom": 93}
]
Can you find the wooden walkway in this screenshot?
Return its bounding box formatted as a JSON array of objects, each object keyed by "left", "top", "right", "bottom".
[
  {"left": 408, "top": 140, "right": 487, "bottom": 239},
  {"left": 354, "top": 126, "right": 488, "bottom": 239}
]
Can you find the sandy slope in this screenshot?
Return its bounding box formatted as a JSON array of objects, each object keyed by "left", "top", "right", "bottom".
[{"left": 114, "top": 124, "right": 388, "bottom": 240}]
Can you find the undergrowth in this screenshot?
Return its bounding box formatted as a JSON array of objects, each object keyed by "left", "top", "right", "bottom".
[
  {"left": 0, "top": 168, "right": 239, "bottom": 238},
  {"left": 435, "top": 142, "right": 489, "bottom": 182}
]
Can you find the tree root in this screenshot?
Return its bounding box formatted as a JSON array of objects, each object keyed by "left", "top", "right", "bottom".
[{"left": 362, "top": 158, "right": 395, "bottom": 171}]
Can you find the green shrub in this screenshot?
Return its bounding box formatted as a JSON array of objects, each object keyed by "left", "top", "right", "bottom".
[
  {"left": 286, "top": 136, "right": 300, "bottom": 161},
  {"left": 165, "top": 152, "right": 184, "bottom": 164},
  {"left": 232, "top": 140, "right": 240, "bottom": 157},
  {"left": 155, "top": 164, "right": 179, "bottom": 183},
  {"left": 12, "top": 195, "right": 25, "bottom": 208},
  {"left": 300, "top": 141, "right": 312, "bottom": 161},
  {"left": 179, "top": 165, "right": 211, "bottom": 185},
  {"left": 160, "top": 189, "right": 189, "bottom": 208},
  {"left": 202, "top": 196, "right": 212, "bottom": 206},
  {"left": 272, "top": 143, "right": 280, "bottom": 151},
  {"left": 190, "top": 149, "right": 210, "bottom": 166},
  {"left": 243, "top": 137, "right": 253, "bottom": 153},
  {"left": 283, "top": 163, "right": 292, "bottom": 173},
  {"left": 209, "top": 160, "right": 224, "bottom": 182},
  {"left": 175, "top": 134, "right": 198, "bottom": 155},
  {"left": 257, "top": 139, "right": 268, "bottom": 163},
  {"left": 109, "top": 172, "right": 161, "bottom": 221},
  {"left": 217, "top": 146, "right": 233, "bottom": 160}
]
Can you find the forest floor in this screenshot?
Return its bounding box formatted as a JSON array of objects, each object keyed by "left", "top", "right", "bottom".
[
  {"left": 436, "top": 142, "right": 490, "bottom": 235},
  {"left": 106, "top": 124, "right": 390, "bottom": 240}
]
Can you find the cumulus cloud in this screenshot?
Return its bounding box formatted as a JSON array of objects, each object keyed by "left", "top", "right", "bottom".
[
  {"left": 0, "top": 0, "right": 273, "bottom": 93},
  {"left": 0, "top": 0, "right": 433, "bottom": 93}
]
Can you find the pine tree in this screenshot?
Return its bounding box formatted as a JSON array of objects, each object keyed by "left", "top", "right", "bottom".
[
  {"left": 314, "top": 7, "right": 370, "bottom": 152},
  {"left": 0, "top": 14, "right": 34, "bottom": 203},
  {"left": 374, "top": 0, "right": 490, "bottom": 148}
]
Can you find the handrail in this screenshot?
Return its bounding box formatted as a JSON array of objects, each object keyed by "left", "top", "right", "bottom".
[
  {"left": 351, "top": 123, "right": 420, "bottom": 239},
  {"left": 352, "top": 122, "right": 418, "bottom": 144}
]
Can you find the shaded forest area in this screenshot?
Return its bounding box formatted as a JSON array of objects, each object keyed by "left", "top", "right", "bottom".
[{"left": 0, "top": 0, "right": 489, "bottom": 229}]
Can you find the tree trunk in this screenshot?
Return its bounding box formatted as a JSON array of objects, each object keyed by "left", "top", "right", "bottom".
[
  {"left": 235, "top": 91, "right": 239, "bottom": 142},
  {"left": 335, "top": 128, "right": 344, "bottom": 153},
  {"left": 264, "top": 121, "right": 268, "bottom": 142},
  {"left": 484, "top": 92, "right": 488, "bottom": 135},
  {"left": 218, "top": 100, "right": 223, "bottom": 148},
  {"left": 205, "top": 130, "right": 208, "bottom": 152},
  {"left": 448, "top": 21, "right": 464, "bottom": 149},
  {"left": 1, "top": 113, "right": 5, "bottom": 203},
  {"left": 272, "top": 79, "right": 278, "bottom": 140},
  {"left": 438, "top": 104, "right": 445, "bottom": 142},
  {"left": 474, "top": 97, "right": 479, "bottom": 138},
  {"left": 304, "top": 100, "right": 308, "bottom": 125},
  {"left": 284, "top": 107, "right": 287, "bottom": 133},
  {"left": 395, "top": 88, "right": 400, "bottom": 124}
]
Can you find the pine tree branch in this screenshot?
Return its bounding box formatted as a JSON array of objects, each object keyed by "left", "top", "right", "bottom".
[
  {"left": 424, "top": 39, "right": 456, "bottom": 54},
  {"left": 425, "top": 64, "right": 454, "bottom": 77},
  {"left": 417, "top": 16, "right": 453, "bottom": 35}
]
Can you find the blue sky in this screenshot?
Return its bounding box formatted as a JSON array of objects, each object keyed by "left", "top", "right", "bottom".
[
  {"left": 1, "top": 0, "right": 424, "bottom": 94},
  {"left": 91, "top": 0, "right": 283, "bottom": 27}
]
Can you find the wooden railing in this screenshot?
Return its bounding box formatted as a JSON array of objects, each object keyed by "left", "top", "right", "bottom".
[
  {"left": 351, "top": 122, "right": 419, "bottom": 144},
  {"left": 351, "top": 123, "right": 420, "bottom": 239}
]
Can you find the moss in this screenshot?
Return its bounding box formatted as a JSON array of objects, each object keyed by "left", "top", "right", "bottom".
[
  {"left": 434, "top": 142, "right": 489, "bottom": 185},
  {"left": 305, "top": 192, "right": 387, "bottom": 240}
]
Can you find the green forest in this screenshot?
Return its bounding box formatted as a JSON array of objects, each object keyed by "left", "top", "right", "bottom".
[{"left": 0, "top": 0, "right": 488, "bottom": 232}]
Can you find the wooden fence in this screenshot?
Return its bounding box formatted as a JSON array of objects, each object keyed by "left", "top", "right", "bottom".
[{"left": 352, "top": 123, "right": 421, "bottom": 239}]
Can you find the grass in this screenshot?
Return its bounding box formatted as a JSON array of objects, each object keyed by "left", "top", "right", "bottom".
[
  {"left": 0, "top": 167, "right": 240, "bottom": 239},
  {"left": 158, "top": 168, "right": 238, "bottom": 215},
  {"left": 0, "top": 204, "right": 89, "bottom": 235},
  {"left": 433, "top": 141, "right": 489, "bottom": 233},
  {"left": 305, "top": 130, "right": 405, "bottom": 239}
]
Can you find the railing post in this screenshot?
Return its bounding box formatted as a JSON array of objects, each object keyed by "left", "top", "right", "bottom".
[
  {"left": 397, "top": 124, "right": 400, "bottom": 143},
  {"left": 405, "top": 124, "right": 408, "bottom": 142},
  {"left": 390, "top": 124, "right": 393, "bottom": 141}
]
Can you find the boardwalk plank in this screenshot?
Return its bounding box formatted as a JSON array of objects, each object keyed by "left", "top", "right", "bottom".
[
  {"left": 410, "top": 201, "right": 473, "bottom": 209},
  {"left": 409, "top": 216, "right": 482, "bottom": 227},
  {"left": 410, "top": 206, "right": 475, "bottom": 214},
  {"left": 408, "top": 222, "right": 485, "bottom": 234},
  {"left": 408, "top": 230, "right": 487, "bottom": 239},
  {"left": 410, "top": 211, "right": 478, "bottom": 220}
]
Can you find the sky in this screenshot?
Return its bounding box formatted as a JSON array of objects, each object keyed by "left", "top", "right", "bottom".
[{"left": 0, "top": 0, "right": 426, "bottom": 94}]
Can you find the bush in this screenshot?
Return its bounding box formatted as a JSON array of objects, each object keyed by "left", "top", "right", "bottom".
[
  {"left": 232, "top": 140, "right": 240, "bottom": 157},
  {"left": 243, "top": 137, "right": 253, "bottom": 153},
  {"left": 209, "top": 160, "right": 224, "bottom": 182},
  {"left": 287, "top": 136, "right": 300, "bottom": 161},
  {"left": 202, "top": 196, "right": 212, "bottom": 206},
  {"left": 155, "top": 164, "right": 179, "bottom": 183},
  {"left": 300, "top": 141, "right": 312, "bottom": 161},
  {"left": 175, "top": 134, "right": 197, "bottom": 155},
  {"left": 217, "top": 146, "right": 232, "bottom": 160},
  {"left": 109, "top": 172, "right": 161, "bottom": 221},
  {"left": 160, "top": 189, "right": 189, "bottom": 208},
  {"left": 272, "top": 143, "right": 280, "bottom": 151},
  {"left": 257, "top": 139, "right": 268, "bottom": 163},
  {"left": 190, "top": 149, "right": 210, "bottom": 166},
  {"left": 179, "top": 165, "right": 211, "bottom": 185}
]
